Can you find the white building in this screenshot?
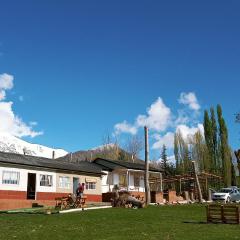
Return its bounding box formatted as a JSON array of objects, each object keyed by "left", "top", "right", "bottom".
[
  {"left": 93, "top": 158, "right": 163, "bottom": 194},
  {"left": 0, "top": 152, "right": 103, "bottom": 210}
]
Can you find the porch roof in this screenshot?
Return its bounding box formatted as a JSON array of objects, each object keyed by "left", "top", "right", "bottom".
[{"left": 93, "top": 158, "right": 162, "bottom": 173}]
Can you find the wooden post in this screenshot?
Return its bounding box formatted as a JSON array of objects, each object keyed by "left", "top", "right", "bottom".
[
  {"left": 208, "top": 189, "right": 212, "bottom": 201},
  {"left": 179, "top": 178, "right": 182, "bottom": 193},
  {"left": 205, "top": 176, "right": 208, "bottom": 199},
  {"left": 159, "top": 172, "right": 163, "bottom": 192},
  {"left": 144, "top": 126, "right": 150, "bottom": 205},
  {"left": 192, "top": 161, "right": 203, "bottom": 203},
  {"left": 126, "top": 170, "right": 129, "bottom": 191}
]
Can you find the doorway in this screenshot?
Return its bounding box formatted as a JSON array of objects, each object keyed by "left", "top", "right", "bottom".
[
  {"left": 73, "top": 177, "right": 79, "bottom": 194},
  {"left": 27, "top": 173, "right": 36, "bottom": 200}
]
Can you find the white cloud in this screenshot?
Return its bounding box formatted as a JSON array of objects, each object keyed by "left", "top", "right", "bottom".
[
  {"left": 176, "top": 124, "right": 204, "bottom": 141},
  {"left": 114, "top": 97, "right": 172, "bottom": 136},
  {"left": 136, "top": 97, "right": 172, "bottom": 131},
  {"left": 0, "top": 73, "right": 14, "bottom": 100},
  {"left": 0, "top": 73, "right": 43, "bottom": 138},
  {"left": 113, "top": 93, "right": 203, "bottom": 152},
  {"left": 114, "top": 121, "right": 137, "bottom": 135},
  {"left": 152, "top": 132, "right": 174, "bottom": 150},
  {"left": 178, "top": 92, "right": 200, "bottom": 111},
  {"left": 0, "top": 102, "right": 43, "bottom": 138}
]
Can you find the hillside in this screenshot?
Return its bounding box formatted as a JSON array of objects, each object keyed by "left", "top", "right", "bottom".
[{"left": 57, "top": 144, "right": 144, "bottom": 164}]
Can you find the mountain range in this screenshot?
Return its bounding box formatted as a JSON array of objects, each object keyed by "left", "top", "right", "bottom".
[{"left": 0, "top": 133, "right": 144, "bottom": 164}]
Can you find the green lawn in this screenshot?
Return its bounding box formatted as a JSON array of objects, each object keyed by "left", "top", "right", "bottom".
[{"left": 0, "top": 205, "right": 240, "bottom": 240}]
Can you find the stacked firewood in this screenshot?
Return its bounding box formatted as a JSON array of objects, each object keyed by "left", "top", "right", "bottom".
[{"left": 111, "top": 191, "right": 144, "bottom": 208}]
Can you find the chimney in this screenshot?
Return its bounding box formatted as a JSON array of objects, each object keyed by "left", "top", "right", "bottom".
[{"left": 52, "top": 151, "right": 55, "bottom": 160}]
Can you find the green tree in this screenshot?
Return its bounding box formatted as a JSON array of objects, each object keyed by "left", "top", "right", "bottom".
[
  {"left": 191, "top": 130, "right": 210, "bottom": 172},
  {"left": 160, "top": 144, "right": 168, "bottom": 175},
  {"left": 210, "top": 107, "right": 219, "bottom": 172},
  {"left": 217, "top": 104, "right": 232, "bottom": 186},
  {"left": 204, "top": 110, "right": 215, "bottom": 172},
  {"left": 174, "top": 131, "right": 190, "bottom": 174},
  {"left": 174, "top": 133, "right": 180, "bottom": 174}
]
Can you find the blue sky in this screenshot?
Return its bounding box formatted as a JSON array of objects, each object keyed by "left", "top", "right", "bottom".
[{"left": 0, "top": 0, "right": 240, "bottom": 159}]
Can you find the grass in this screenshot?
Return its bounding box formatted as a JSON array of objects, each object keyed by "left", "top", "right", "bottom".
[{"left": 1, "top": 204, "right": 240, "bottom": 240}]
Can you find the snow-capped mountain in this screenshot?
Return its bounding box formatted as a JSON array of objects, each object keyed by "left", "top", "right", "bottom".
[{"left": 0, "top": 133, "right": 68, "bottom": 158}]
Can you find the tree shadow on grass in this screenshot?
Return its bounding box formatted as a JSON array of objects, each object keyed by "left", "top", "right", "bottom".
[{"left": 183, "top": 221, "right": 209, "bottom": 224}]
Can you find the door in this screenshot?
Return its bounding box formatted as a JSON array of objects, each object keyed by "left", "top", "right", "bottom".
[
  {"left": 73, "top": 177, "right": 79, "bottom": 195},
  {"left": 27, "top": 173, "right": 36, "bottom": 200}
]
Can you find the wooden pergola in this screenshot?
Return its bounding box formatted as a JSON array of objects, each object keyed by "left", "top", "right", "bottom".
[{"left": 149, "top": 172, "right": 222, "bottom": 197}]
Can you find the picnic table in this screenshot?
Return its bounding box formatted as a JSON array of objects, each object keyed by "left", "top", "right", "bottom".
[{"left": 55, "top": 195, "right": 87, "bottom": 210}]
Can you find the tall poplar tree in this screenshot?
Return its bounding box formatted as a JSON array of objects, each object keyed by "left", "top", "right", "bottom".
[
  {"left": 191, "top": 130, "right": 210, "bottom": 172},
  {"left": 217, "top": 104, "right": 232, "bottom": 186},
  {"left": 204, "top": 110, "right": 214, "bottom": 172},
  {"left": 210, "top": 107, "right": 218, "bottom": 172},
  {"left": 174, "top": 133, "right": 180, "bottom": 174}
]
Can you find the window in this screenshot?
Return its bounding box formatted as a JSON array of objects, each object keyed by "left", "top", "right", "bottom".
[
  {"left": 59, "top": 176, "right": 70, "bottom": 189},
  {"left": 40, "top": 174, "right": 53, "bottom": 187},
  {"left": 2, "top": 171, "right": 20, "bottom": 185},
  {"left": 134, "top": 175, "right": 140, "bottom": 187},
  {"left": 119, "top": 174, "right": 127, "bottom": 186},
  {"left": 86, "top": 182, "right": 96, "bottom": 190}
]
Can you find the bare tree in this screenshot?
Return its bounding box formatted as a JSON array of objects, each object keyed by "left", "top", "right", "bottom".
[
  {"left": 101, "top": 132, "right": 120, "bottom": 160},
  {"left": 124, "top": 135, "right": 143, "bottom": 162}
]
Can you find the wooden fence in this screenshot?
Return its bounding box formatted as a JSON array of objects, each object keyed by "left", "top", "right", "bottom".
[{"left": 206, "top": 204, "right": 240, "bottom": 224}]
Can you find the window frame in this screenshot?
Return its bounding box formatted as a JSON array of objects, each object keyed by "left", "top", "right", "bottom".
[
  {"left": 2, "top": 171, "right": 20, "bottom": 185},
  {"left": 134, "top": 175, "right": 140, "bottom": 187},
  {"left": 58, "top": 176, "right": 70, "bottom": 189},
  {"left": 40, "top": 174, "right": 53, "bottom": 187},
  {"left": 85, "top": 182, "right": 96, "bottom": 190}
]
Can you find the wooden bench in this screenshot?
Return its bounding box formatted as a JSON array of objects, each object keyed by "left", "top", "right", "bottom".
[
  {"left": 74, "top": 196, "right": 87, "bottom": 209},
  {"left": 55, "top": 197, "right": 70, "bottom": 210},
  {"left": 206, "top": 204, "right": 240, "bottom": 224}
]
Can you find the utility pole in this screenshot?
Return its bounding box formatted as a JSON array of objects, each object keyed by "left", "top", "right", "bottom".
[
  {"left": 192, "top": 161, "right": 203, "bottom": 203},
  {"left": 144, "top": 126, "right": 151, "bottom": 205}
]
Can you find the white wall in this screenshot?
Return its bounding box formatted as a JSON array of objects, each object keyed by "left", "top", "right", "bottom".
[
  {"left": 113, "top": 173, "right": 119, "bottom": 185},
  {"left": 101, "top": 171, "right": 110, "bottom": 193},
  {"left": 100, "top": 170, "right": 145, "bottom": 193},
  {"left": 0, "top": 166, "right": 56, "bottom": 193},
  {"left": 0, "top": 166, "right": 28, "bottom": 191}
]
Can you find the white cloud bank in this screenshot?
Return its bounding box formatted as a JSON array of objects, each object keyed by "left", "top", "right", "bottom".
[
  {"left": 114, "top": 92, "right": 203, "bottom": 151},
  {"left": 114, "top": 97, "right": 172, "bottom": 135},
  {"left": 0, "top": 73, "right": 43, "bottom": 138}
]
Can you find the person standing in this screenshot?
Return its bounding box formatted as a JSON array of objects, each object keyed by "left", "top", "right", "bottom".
[{"left": 76, "top": 182, "right": 85, "bottom": 198}]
